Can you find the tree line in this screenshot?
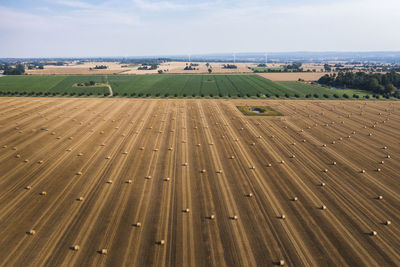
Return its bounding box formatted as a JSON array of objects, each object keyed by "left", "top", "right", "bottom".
[
  {"left": 318, "top": 71, "right": 400, "bottom": 97},
  {"left": 1, "top": 64, "right": 25, "bottom": 75}
]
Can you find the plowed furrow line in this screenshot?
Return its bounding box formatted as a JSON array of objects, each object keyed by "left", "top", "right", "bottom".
[{"left": 198, "top": 101, "right": 257, "bottom": 267}]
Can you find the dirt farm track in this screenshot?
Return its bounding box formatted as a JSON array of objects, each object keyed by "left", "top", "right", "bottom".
[{"left": 0, "top": 98, "right": 399, "bottom": 266}]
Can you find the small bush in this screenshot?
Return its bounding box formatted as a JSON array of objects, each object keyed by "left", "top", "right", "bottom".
[
  {"left": 294, "top": 93, "right": 300, "bottom": 98},
  {"left": 323, "top": 94, "right": 329, "bottom": 98},
  {"left": 313, "top": 93, "right": 319, "bottom": 98},
  {"left": 333, "top": 94, "right": 339, "bottom": 98},
  {"left": 305, "top": 94, "right": 311, "bottom": 98},
  {"left": 343, "top": 94, "right": 349, "bottom": 98},
  {"left": 353, "top": 94, "right": 359, "bottom": 98}
]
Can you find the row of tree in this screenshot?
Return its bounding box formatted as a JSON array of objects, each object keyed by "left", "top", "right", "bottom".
[{"left": 318, "top": 71, "right": 400, "bottom": 96}]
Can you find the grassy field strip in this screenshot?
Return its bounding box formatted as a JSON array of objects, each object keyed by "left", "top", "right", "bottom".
[{"left": 0, "top": 74, "right": 382, "bottom": 99}]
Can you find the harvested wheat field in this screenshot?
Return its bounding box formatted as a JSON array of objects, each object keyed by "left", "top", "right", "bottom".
[
  {"left": 257, "top": 72, "right": 328, "bottom": 81},
  {"left": 0, "top": 97, "right": 399, "bottom": 266}
]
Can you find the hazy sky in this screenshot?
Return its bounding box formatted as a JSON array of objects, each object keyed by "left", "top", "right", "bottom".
[{"left": 1, "top": 0, "right": 400, "bottom": 57}]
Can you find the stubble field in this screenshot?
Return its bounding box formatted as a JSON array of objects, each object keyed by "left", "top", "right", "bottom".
[{"left": 0, "top": 98, "right": 399, "bottom": 266}]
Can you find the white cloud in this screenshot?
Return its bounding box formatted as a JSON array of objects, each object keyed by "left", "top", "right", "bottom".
[{"left": 132, "top": 0, "right": 217, "bottom": 11}]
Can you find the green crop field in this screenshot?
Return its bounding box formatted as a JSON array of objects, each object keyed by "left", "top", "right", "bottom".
[{"left": 0, "top": 74, "right": 382, "bottom": 99}]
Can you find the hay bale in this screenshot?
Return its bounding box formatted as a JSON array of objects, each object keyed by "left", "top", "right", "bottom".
[
  {"left": 76, "top": 171, "right": 82, "bottom": 175},
  {"left": 126, "top": 180, "right": 132, "bottom": 184},
  {"left": 209, "top": 215, "right": 215, "bottom": 220},
  {"left": 231, "top": 215, "right": 238, "bottom": 220},
  {"left": 321, "top": 205, "right": 327, "bottom": 210},
  {"left": 38, "top": 160, "right": 43, "bottom": 164},
  {"left": 247, "top": 193, "right": 253, "bottom": 197},
  {"left": 100, "top": 249, "right": 108, "bottom": 255},
  {"left": 331, "top": 141, "right": 335, "bottom": 144},
  {"left": 201, "top": 169, "right": 206, "bottom": 173},
  {"left": 168, "top": 147, "right": 173, "bottom": 150},
  {"left": 290, "top": 155, "right": 295, "bottom": 159},
  {"left": 135, "top": 222, "right": 142, "bottom": 227},
  {"left": 25, "top": 185, "right": 32, "bottom": 190},
  {"left": 360, "top": 170, "right": 365, "bottom": 173},
  {"left": 145, "top": 176, "right": 152, "bottom": 179},
  {"left": 78, "top": 153, "right": 83, "bottom": 156},
  {"left": 320, "top": 182, "right": 326, "bottom": 187},
  {"left": 122, "top": 151, "right": 128, "bottom": 155},
  {"left": 15, "top": 154, "right": 21, "bottom": 158},
  {"left": 72, "top": 245, "right": 80, "bottom": 251},
  {"left": 280, "top": 214, "right": 286, "bottom": 219},
  {"left": 230, "top": 155, "right": 235, "bottom": 159},
  {"left": 250, "top": 166, "right": 256, "bottom": 170},
  {"left": 280, "top": 161, "right": 285, "bottom": 164},
  {"left": 377, "top": 195, "right": 383, "bottom": 200},
  {"left": 77, "top": 197, "right": 84, "bottom": 201},
  {"left": 183, "top": 162, "right": 188, "bottom": 166},
  {"left": 159, "top": 240, "right": 165, "bottom": 245},
  {"left": 106, "top": 180, "right": 113, "bottom": 184},
  {"left": 322, "top": 144, "right": 327, "bottom": 147},
  {"left": 164, "top": 177, "right": 170, "bottom": 181},
  {"left": 384, "top": 220, "right": 391, "bottom": 226},
  {"left": 139, "top": 147, "right": 144, "bottom": 150},
  {"left": 380, "top": 161, "right": 384, "bottom": 164},
  {"left": 332, "top": 162, "right": 337, "bottom": 165},
  {"left": 339, "top": 137, "right": 343, "bottom": 140},
  {"left": 184, "top": 208, "right": 190, "bottom": 213},
  {"left": 292, "top": 197, "right": 298, "bottom": 201},
  {"left": 251, "top": 142, "right": 255, "bottom": 146},
  {"left": 292, "top": 142, "right": 296, "bottom": 146},
  {"left": 376, "top": 168, "right": 381, "bottom": 172},
  {"left": 302, "top": 139, "right": 306, "bottom": 143},
  {"left": 12, "top": 147, "right": 17, "bottom": 150},
  {"left": 267, "top": 163, "right": 272, "bottom": 167},
  {"left": 105, "top": 156, "right": 111, "bottom": 159},
  {"left": 278, "top": 260, "right": 285, "bottom": 266},
  {"left": 323, "top": 169, "right": 328, "bottom": 173},
  {"left": 66, "top": 148, "right": 72, "bottom": 152},
  {"left": 368, "top": 133, "right": 372, "bottom": 136},
  {"left": 28, "top": 229, "right": 36, "bottom": 235},
  {"left": 24, "top": 159, "right": 29, "bottom": 163},
  {"left": 100, "top": 144, "right": 105, "bottom": 146},
  {"left": 370, "top": 231, "right": 377, "bottom": 236},
  {"left": 40, "top": 191, "right": 47, "bottom": 196},
  {"left": 386, "top": 155, "right": 391, "bottom": 159},
  {"left": 2, "top": 145, "right": 7, "bottom": 148},
  {"left": 196, "top": 144, "right": 201, "bottom": 147},
  {"left": 216, "top": 170, "right": 223, "bottom": 174},
  {"left": 383, "top": 146, "right": 387, "bottom": 149},
  {"left": 153, "top": 148, "right": 158, "bottom": 152}
]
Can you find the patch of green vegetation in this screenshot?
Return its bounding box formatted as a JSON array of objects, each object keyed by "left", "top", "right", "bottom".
[
  {"left": 276, "top": 81, "right": 374, "bottom": 99},
  {"left": 0, "top": 74, "right": 389, "bottom": 99},
  {"left": 237, "top": 106, "right": 283, "bottom": 116}
]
